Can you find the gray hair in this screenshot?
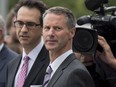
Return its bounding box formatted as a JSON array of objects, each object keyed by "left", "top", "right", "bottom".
[
  {"left": 0, "top": 15, "right": 6, "bottom": 37},
  {"left": 43, "top": 6, "right": 76, "bottom": 29}
]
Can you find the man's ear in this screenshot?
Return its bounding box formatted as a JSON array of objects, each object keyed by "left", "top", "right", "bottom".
[
  {"left": 0, "top": 30, "right": 3, "bottom": 35},
  {"left": 0, "top": 30, "right": 3, "bottom": 39},
  {"left": 70, "top": 27, "right": 76, "bottom": 38}
]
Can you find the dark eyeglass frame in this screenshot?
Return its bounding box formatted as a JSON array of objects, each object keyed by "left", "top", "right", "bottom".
[{"left": 14, "top": 20, "right": 41, "bottom": 29}]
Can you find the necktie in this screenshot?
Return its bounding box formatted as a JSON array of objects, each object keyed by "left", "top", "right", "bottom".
[
  {"left": 43, "top": 65, "right": 53, "bottom": 87},
  {"left": 16, "top": 56, "right": 30, "bottom": 87}
]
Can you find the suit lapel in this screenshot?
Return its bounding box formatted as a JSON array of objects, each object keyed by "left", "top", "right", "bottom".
[
  {"left": 47, "top": 53, "right": 76, "bottom": 87},
  {"left": 9, "top": 55, "right": 22, "bottom": 87},
  {"left": 23, "top": 46, "right": 49, "bottom": 87},
  {"left": 0, "top": 46, "right": 6, "bottom": 71}
]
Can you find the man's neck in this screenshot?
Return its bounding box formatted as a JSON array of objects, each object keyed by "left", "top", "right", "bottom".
[{"left": 49, "top": 48, "right": 71, "bottom": 63}]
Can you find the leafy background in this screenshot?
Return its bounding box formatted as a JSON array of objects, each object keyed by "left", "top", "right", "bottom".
[{"left": 9, "top": 0, "right": 116, "bottom": 18}]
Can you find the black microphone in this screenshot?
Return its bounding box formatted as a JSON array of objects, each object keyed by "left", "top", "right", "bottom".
[
  {"left": 77, "top": 15, "right": 91, "bottom": 25},
  {"left": 84, "top": 0, "right": 101, "bottom": 11}
]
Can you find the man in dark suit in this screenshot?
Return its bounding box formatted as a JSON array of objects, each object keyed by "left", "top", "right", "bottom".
[
  {"left": 42, "top": 6, "right": 95, "bottom": 87},
  {"left": 6, "top": 0, "right": 49, "bottom": 87},
  {"left": 0, "top": 15, "right": 18, "bottom": 87}
]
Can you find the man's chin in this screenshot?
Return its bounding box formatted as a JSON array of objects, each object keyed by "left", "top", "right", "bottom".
[
  {"left": 20, "top": 42, "right": 29, "bottom": 46},
  {"left": 46, "top": 47, "right": 55, "bottom": 51}
]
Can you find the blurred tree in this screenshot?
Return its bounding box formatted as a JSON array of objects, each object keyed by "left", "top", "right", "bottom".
[
  {"left": 108, "top": 0, "right": 116, "bottom": 6},
  {"left": 8, "top": 0, "right": 18, "bottom": 11},
  {"left": 43, "top": 0, "right": 91, "bottom": 18},
  {"left": 8, "top": 0, "right": 116, "bottom": 18}
]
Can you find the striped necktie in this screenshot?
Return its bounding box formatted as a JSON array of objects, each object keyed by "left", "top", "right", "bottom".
[{"left": 43, "top": 65, "right": 53, "bottom": 87}]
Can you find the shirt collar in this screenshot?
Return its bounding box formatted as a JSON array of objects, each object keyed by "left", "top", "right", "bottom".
[
  {"left": 50, "top": 49, "right": 73, "bottom": 74},
  {"left": 22, "top": 39, "right": 44, "bottom": 61},
  {"left": 0, "top": 43, "right": 4, "bottom": 52}
]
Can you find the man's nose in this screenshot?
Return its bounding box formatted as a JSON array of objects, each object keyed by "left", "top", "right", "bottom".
[
  {"left": 21, "top": 24, "right": 29, "bottom": 32},
  {"left": 48, "top": 28, "right": 55, "bottom": 34}
]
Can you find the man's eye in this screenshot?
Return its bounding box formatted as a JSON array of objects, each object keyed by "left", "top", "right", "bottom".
[
  {"left": 55, "top": 27, "right": 62, "bottom": 31},
  {"left": 43, "top": 26, "right": 50, "bottom": 30},
  {"left": 18, "top": 22, "right": 24, "bottom": 25}
]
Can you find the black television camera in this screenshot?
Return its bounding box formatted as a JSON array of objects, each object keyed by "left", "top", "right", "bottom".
[{"left": 73, "top": 0, "right": 116, "bottom": 55}]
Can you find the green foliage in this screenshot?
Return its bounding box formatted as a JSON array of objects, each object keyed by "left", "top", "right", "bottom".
[
  {"left": 8, "top": 0, "right": 19, "bottom": 11},
  {"left": 42, "top": 0, "right": 91, "bottom": 18},
  {"left": 9, "top": 0, "right": 116, "bottom": 18}
]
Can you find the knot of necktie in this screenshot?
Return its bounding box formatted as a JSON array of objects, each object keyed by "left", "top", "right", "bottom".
[
  {"left": 46, "top": 65, "right": 52, "bottom": 74},
  {"left": 24, "top": 56, "right": 30, "bottom": 63},
  {"left": 43, "top": 65, "right": 53, "bottom": 87}
]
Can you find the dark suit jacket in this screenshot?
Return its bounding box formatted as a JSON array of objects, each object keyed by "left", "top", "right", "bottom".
[
  {"left": 6, "top": 46, "right": 50, "bottom": 87},
  {"left": 47, "top": 53, "right": 95, "bottom": 87},
  {"left": 94, "top": 56, "right": 116, "bottom": 87},
  {"left": 0, "top": 45, "right": 18, "bottom": 87}
]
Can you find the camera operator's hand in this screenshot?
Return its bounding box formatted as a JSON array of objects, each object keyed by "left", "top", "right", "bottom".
[
  {"left": 96, "top": 35, "right": 116, "bottom": 69},
  {"left": 74, "top": 52, "right": 94, "bottom": 66}
]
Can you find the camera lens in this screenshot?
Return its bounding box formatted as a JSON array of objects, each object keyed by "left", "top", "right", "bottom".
[{"left": 73, "top": 28, "right": 97, "bottom": 54}]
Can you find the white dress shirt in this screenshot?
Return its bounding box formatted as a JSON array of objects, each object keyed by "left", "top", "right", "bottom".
[
  {"left": 50, "top": 49, "right": 73, "bottom": 78},
  {"left": 0, "top": 43, "right": 4, "bottom": 52},
  {"left": 14, "top": 40, "right": 44, "bottom": 87}
]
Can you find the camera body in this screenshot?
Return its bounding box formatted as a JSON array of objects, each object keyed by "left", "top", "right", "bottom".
[{"left": 73, "top": 0, "right": 116, "bottom": 55}]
